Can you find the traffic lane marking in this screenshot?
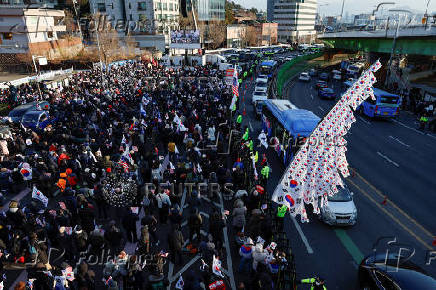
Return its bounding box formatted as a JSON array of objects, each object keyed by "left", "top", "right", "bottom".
[
  {"left": 376, "top": 151, "right": 400, "bottom": 167},
  {"left": 347, "top": 178, "right": 434, "bottom": 251},
  {"left": 388, "top": 135, "right": 410, "bottom": 148},
  {"left": 352, "top": 169, "right": 434, "bottom": 239},
  {"left": 391, "top": 119, "right": 425, "bottom": 136},
  {"left": 318, "top": 106, "right": 325, "bottom": 112},
  {"left": 289, "top": 215, "right": 314, "bottom": 254},
  {"left": 334, "top": 229, "right": 364, "bottom": 265}
]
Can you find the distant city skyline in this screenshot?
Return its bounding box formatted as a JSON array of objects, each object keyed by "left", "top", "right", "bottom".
[{"left": 233, "top": 0, "right": 435, "bottom": 15}]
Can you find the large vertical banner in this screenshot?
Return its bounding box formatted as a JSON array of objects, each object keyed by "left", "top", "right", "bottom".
[{"left": 272, "top": 60, "right": 382, "bottom": 222}]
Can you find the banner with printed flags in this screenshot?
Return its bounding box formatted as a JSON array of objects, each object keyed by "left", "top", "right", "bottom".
[
  {"left": 212, "top": 255, "right": 224, "bottom": 278},
  {"left": 271, "top": 60, "right": 382, "bottom": 222},
  {"left": 32, "top": 186, "right": 48, "bottom": 207}
]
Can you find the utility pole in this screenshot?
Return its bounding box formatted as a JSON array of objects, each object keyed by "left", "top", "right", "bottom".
[{"left": 385, "top": 9, "right": 411, "bottom": 88}]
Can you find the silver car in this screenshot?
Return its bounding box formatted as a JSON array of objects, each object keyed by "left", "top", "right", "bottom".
[{"left": 319, "top": 187, "right": 357, "bottom": 226}]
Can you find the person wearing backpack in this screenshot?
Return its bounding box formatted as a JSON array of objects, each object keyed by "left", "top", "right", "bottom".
[{"left": 155, "top": 191, "right": 171, "bottom": 224}]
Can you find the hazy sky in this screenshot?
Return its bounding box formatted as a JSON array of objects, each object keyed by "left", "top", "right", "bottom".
[{"left": 233, "top": 0, "right": 435, "bottom": 15}]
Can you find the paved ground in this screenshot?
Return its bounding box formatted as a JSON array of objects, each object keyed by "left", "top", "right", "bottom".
[{"left": 238, "top": 71, "right": 436, "bottom": 289}]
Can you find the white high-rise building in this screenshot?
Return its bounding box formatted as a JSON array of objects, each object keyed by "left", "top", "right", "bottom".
[
  {"left": 274, "top": 0, "right": 317, "bottom": 43},
  {"left": 89, "top": 0, "right": 180, "bottom": 36}
]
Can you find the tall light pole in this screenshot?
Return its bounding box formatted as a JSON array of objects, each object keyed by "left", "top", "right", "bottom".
[
  {"left": 385, "top": 9, "right": 412, "bottom": 87},
  {"left": 371, "top": 2, "right": 395, "bottom": 30}
]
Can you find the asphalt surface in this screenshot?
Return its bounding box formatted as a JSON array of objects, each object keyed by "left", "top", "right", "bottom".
[{"left": 239, "top": 66, "right": 436, "bottom": 289}]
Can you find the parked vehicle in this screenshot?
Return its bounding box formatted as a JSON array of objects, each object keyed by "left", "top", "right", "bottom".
[
  {"left": 256, "top": 75, "right": 269, "bottom": 84},
  {"left": 318, "top": 88, "right": 336, "bottom": 100},
  {"left": 21, "top": 110, "right": 56, "bottom": 131},
  {"left": 359, "top": 253, "right": 436, "bottom": 289},
  {"left": 252, "top": 91, "right": 268, "bottom": 105},
  {"left": 8, "top": 101, "right": 50, "bottom": 123},
  {"left": 254, "top": 81, "right": 268, "bottom": 93},
  {"left": 319, "top": 186, "right": 357, "bottom": 226},
  {"left": 299, "top": 72, "right": 311, "bottom": 82}
]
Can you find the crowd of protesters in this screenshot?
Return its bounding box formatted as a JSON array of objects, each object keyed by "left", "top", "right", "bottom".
[{"left": 0, "top": 59, "right": 291, "bottom": 290}]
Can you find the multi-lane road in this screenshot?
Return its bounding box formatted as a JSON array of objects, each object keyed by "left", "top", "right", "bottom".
[{"left": 239, "top": 68, "right": 436, "bottom": 289}]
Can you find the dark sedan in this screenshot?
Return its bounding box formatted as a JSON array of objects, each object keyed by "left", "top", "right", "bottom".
[
  {"left": 359, "top": 253, "right": 436, "bottom": 290},
  {"left": 319, "top": 72, "right": 329, "bottom": 81},
  {"left": 318, "top": 88, "right": 336, "bottom": 99},
  {"left": 314, "top": 80, "right": 328, "bottom": 90}
]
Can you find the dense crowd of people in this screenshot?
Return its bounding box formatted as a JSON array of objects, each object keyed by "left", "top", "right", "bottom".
[{"left": 0, "top": 60, "right": 291, "bottom": 290}]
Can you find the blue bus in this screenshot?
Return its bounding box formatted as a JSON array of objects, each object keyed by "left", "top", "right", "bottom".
[
  {"left": 259, "top": 60, "right": 278, "bottom": 78},
  {"left": 262, "top": 100, "right": 320, "bottom": 165},
  {"left": 344, "top": 81, "right": 401, "bottom": 118}
]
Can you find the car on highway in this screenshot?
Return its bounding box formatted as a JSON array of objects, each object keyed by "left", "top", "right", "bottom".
[
  {"left": 252, "top": 90, "right": 268, "bottom": 105},
  {"left": 319, "top": 186, "right": 357, "bottom": 226},
  {"left": 285, "top": 56, "right": 294, "bottom": 62},
  {"left": 319, "top": 72, "right": 329, "bottom": 81},
  {"left": 254, "top": 81, "right": 268, "bottom": 93},
  {"left": 318, "top": 87, "right": 336, "bottom": 100},
  {"left": 309, "top": 69, "right": 317, "bottom": 77},
  {"left": 299, "top": 72, "right": 311, "bottom": 82},
  {"left": 314, "top": 80, "right": 328, "bottom": 90},
  {"left": 359, "top": 253, "right": 436, "bottom": 289}
]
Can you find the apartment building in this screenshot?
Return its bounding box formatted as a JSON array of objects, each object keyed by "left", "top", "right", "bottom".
[{"left": 274, "top": 0, "right": 317, "bottom": 43}]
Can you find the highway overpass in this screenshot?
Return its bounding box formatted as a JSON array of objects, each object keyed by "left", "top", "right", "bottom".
[{"left": 319, "top": 26, "right": 436, "bottom": 56}]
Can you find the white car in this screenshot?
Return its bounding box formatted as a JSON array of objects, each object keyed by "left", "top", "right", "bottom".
[
  {"left": 299, "top": 72, "right": 311, "bottom": 82},
  {"left": 252, "top": 91, "right": 268, "bottom": 104},
  {"left": 319, "top": 187, "right": 357, "bottom": 226},
  {"left": 254, "top": 81, "right": 268, "bottom": 93},
  {"left": 256, "top": 75, "right": 268, "bottom": 83}
]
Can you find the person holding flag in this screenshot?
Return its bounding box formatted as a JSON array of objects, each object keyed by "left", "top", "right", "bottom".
[{"left": 32, "top": 186, "right": 48, "bottom": 208}]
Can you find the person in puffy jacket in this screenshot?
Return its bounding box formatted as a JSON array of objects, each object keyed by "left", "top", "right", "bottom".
[
  {"left": 232, "top": 201, "right": 246, "bottom": 233},
  {"left": 252, "top": 243, "right": 267, "bottom": 271}
]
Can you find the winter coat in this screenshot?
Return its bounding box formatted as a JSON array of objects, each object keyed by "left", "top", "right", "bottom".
[
  {"left": 232, "top": 206, "right": 246, "bottom": 228},
  {"left": 168, "top": 228, "right": 184, "bottom": 251}
]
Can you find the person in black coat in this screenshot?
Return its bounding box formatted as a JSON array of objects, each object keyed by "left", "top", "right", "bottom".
[
  {"left": 122, "top": 209, "right": 139, "bottom": 243},
  {"left": 168, "top": 224, "right": 184, "bottom": 265}
]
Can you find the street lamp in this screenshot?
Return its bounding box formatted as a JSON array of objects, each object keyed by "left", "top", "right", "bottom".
[
  {"left": 370, "top": 2, "right": 395, "bottom": 30},
  {"left": 385, "top": 8, "right": 412, "bottom": 87}
]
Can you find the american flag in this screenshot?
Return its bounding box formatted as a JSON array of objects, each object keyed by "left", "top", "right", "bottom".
[{"left": 232, "top": 66, "right": 239, "bottom": 97}]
